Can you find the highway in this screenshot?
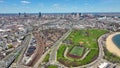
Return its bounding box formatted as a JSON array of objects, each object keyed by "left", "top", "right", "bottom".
[
  {"left": 0, "top": 34, "right": 31, "bottom": 68},
  {"left": 49, "top": 28, "right": 72, "bottom": 64},
  {"left": 34, "top": 29, "right": 72, "bottom": 68},
  {"left": 16, "top": 34, "right": 32, "bottom": 64}
]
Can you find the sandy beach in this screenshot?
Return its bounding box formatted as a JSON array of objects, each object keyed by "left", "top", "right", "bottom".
[{"left": 106, "top": 32, "right": 120, "bottom": 57}]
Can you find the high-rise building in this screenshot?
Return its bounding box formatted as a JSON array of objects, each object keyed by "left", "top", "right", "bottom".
[
  {"left": 18, "top": 12, "right": 21, "bottom": 17},
  {"left": 76, "top": 13, "right": 82, "bottom": 19},
  {"left": 24, "top": 12, "right": 27, "bottom": 17},
  {"left": 76, "top": 13, "right": 80, "bottom": 19},
  {"left": 79, "top": 13, "right": 81, "bottom": 16},
  {"left": 71, "top": 12, "right": 76, "bottom": 18},
  {"left": 38, "top": 12, "right": 42, "bottom": 18},
  {"left": 71, "top": 12, "right": 81, "bottom": 20}
]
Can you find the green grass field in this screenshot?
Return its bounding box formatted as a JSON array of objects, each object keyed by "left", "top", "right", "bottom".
[
  {"left": 104, "top": 47, "right": 120, "bottom": 63},
  {"left": 47, "top": 65, "right": 58, "bottom": 68},
  {"left": 43, "top": 53, "right": 50, "bottom": 62},
  {"left": 57, "top": 29, "right": 108, "bottom": 67},
  {"left": 69, "top": 46, "right": 84, "bottom": 56},
  {"left": 66, "top": 29, "right": 108, "bottom": 48}
]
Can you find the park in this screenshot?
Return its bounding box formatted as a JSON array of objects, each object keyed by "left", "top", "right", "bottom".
[{"left": 57, "top": 29, "right": 108, "bottom": 67}]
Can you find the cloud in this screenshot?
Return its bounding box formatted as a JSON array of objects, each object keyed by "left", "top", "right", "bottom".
[
  {"left": 53, "top": 4, "right": 59, "bottom": 7},
  {"left": 21, "top": 1, "right": 31, "bottom": 4}
]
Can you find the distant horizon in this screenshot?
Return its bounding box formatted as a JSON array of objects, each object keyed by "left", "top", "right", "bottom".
[
  {"left": 0, "top": 0, "right": 120, "bottom": 13},
  {"left": 0, "top": 12, "right": 120, "bottom": 14}
]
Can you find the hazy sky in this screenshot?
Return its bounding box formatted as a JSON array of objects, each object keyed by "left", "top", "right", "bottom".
[{"left": 0, "top": 0, "right": 120, "bottom": 13}]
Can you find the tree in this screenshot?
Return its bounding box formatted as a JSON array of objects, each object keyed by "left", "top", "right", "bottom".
[{"left": 8, "top": 44, "right": 13, "bottom": 49}]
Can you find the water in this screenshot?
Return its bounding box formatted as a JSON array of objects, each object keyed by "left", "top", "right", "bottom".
[{"left": 112, "top": 34, "right": 120, "bottom": 48}]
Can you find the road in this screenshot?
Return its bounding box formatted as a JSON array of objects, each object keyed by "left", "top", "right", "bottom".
[
  {"left": 16, "top": 34, "right": 32, "bottom": 64},
  {"left": 49, "top": 28, "right": 72, "bottom": 64},
  {"left": 65, "top": 33, "right": 109, "bottom": 68},
  {"left": 0, "top": 34, "right": 31, "bottom": 68},
  {"left": 35, "top": 29, "right": 72, "bottom": 68},
  {"left": 48, "top": 32, "right": 108, "bottom": 68},
  {"left": 72, "top": 34, "right": 107, "bottom": 68}
]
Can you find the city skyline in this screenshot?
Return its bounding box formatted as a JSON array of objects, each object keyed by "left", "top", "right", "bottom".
[
  {"left": 0, "top": 0, "right": 120, "bottom": 13},
  {"left": 0, "top": 1, "right": 120, "bottom": 68}
]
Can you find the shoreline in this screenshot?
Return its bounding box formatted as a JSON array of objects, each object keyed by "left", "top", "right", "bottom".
[{"left": 106, "top": 32, "right": 120, "bottom": 57}]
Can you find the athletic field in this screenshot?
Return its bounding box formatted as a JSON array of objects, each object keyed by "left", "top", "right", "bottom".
[{"left": 69, "top": 46, "right": 84, "bottom": 56}]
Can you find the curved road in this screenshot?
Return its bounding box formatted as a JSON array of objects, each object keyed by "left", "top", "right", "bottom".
[{"left": 49, "top": 32, "right": 108, "bottom": 68}]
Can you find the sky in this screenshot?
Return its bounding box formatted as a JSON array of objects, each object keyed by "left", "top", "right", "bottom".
[{"left": 0, "top": 0, "right": 120, "bottom": 13}]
